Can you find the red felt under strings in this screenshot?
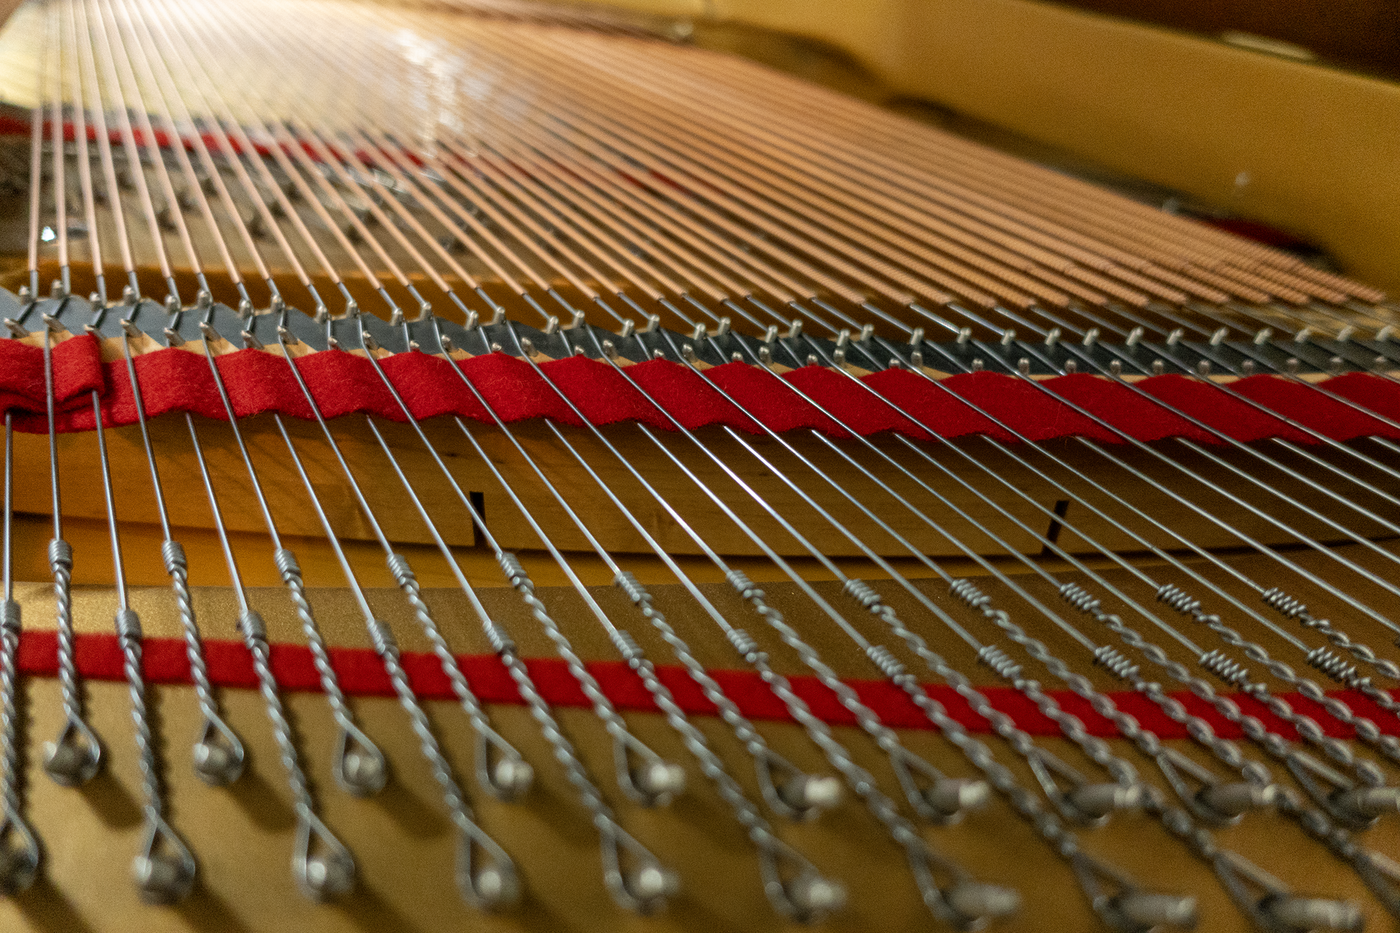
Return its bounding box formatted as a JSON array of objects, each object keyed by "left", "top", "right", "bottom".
[
  {"left": 14, "top": 630, "right": 1396, "bottom": 741},
  {"left": 9, "top": 336, "right": 1400, "bottom": 736},
  {"left": 8, "top": 336, "right": 1400, "bottom": 446}
]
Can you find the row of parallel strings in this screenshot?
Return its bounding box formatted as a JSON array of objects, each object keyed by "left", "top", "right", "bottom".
[
  {"left": 9, "top": 0, "right": 1394, "bottom": 337},
  {"left": 5, "top": 0, "right": 1400, "bottom": 927}
]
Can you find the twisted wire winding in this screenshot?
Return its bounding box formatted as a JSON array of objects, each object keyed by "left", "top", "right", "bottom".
[
  {"left": 1093, "top": 645, "right": 1141, "bottom": 681},
  {"left": 1261, "top": 589, "right": 1400, "bottom": 690},
  {"left": 1261, "top": 587, "right": 1309, "bottom": 621},
  {"left": 274, "top": 548, "right": 356, "bottom": 733},
  {"left": 1157, "top": 584, "right": 1400, "bottom": 770},
  {"left": 497, "top": 552, "right": 634, "bottom": 741},
  {"left": 496, "top": 648, "right": 614, "bottom": 821},
  {"left": 1199, "top": 648, "right": 1251, "bottom": 689},
  {"left": 613, "top": 573, "right": 772, "bottom": 761},
  {"left": 607, "top": 629, "right": 814, "bottom": 909},
  {"left": 239, "top": 610, "right": 312, "bottom": 815},
  {"left": 117, "top": 611, "right": 162, "bottom": 820},
  {"left": 1059, "top": 585, "right": 1387, "bottom": 790},
  {"left": 0, "top": 602, "right": 23, "bottom": 818},
  {"left": 1187, "top": 607, "right": 1400, "bottom": 776},
  {"left": 367, "top": 619, "right": 476, "bottom": 835},
  {"left": 162, "top": 541, "right": 222, "bottom": 724},
  {"left": 716, "top": 571, "right": 963, "bottom": 882},
  {"left": 725, "top": 571, "right": 909, "bottom": 755},
  {"left": 1308, "top": 646, "right": 1363, "bottom": 689},
  {"left": 1155, "top": 583, "right": 1202, "bottom": 617},
  {"left": 1056, "top": 594, "right": 1394, "bottom": 894},
  {"left": 975, "top": 644, "right": 1023, "bottom": 682},
  {"left": 387, "top": 554, "right": 494, "bottom": 736},
  {"left": 48, "top": 538, "right": 81, "bottom": 722},
  {"left": 947, "top": 582, "right": 1142, "bottom": 778},
  {"left": 599, "top": 578, "right": 784, "bottom": 845}
]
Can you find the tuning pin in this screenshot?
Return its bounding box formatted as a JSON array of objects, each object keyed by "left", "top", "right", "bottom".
[
  {"left": 295, "top": 814, "right": 356, "bottom": 901},
  {"left": 43, "top": 715, "right": 102, "bottom": 786},
  {"left": 132, "top": 815, "right": 196, "bottom": 904},
  {"left": 1332, "top": 786, "right": 1400, "bottom": 820},
  {"left": 1197, "top": 782, "right": 1277, "bottom": 820},
  {"left": 946, "top": 881, "right": 1022, "bottom": 924},
  {"left": 927, "top": 779, "right": 992, "bottom": 821},
  {"left": 192, "top": 714, "right": 245, "bottom": 786},
  {"left": 1110, "top": 891, "right": 1200, "bottom": 930},
  {"left": 333, "top": 723, "right": 388, "bottom": 797},
  {"left": 0, "top": 810, "right": 40, "bottom": 895},
  {"left": 634, "top": 759, "right": 686, "bottom": 802},
  {"left": 1065, "top": 782, "right": 1146, "bottom": 821}
]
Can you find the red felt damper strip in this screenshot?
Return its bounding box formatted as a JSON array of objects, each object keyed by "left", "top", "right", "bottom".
[
  {"left": 1042, "top": 373, "right": 1215, "bottom": 443},
  {"left": 525, "top": 353, "right": 670, "bottom": 428},
  {"left": 1321, "top": 373, "right": 1400, "bottom": 425},
  {"left": 13, "top": 629, "right": 1396, "bottom": 741},
  {"left": 705, "top": 361, "right": 846, "bottom": 435},
  {"left": 1227, "top": 375, "right": 1400, "bottom": 441},
  {"left": 0, "top": 334, "right": 105, "bottom": 420},
  {"left": 458, "top": 352, "right": 583, "bottom": 425},
  {"left": 380, "top": 351, "right": 488, "bottom": 422},
  {"left": 941, "top": 372, "right": 1121, "bottom": 443},
  {"left": 861, "top": 368, "right": 1014, "bottom": 441},
  {"left": 7, "top": 336, "right": 1400, "bottom": 447},
  {"left": 782, "top": 365, "right": 931, "bottom": 438},
  {"left": 624, "top": 357, "right": 762, "bottom": 432},
  {"left": 1132, "top": 374, "right": 1312, "bottom": 443}
]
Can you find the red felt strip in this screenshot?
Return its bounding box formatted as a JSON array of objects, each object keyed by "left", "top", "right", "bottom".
[
  {"left": 12, "top": 629, "right": 1396, "bottom": 741},
  {"left": 10, "top": 337, "right": 1400, "bottom": 448},
  {"left": 1133, "top": 374, "right": 1312, "bottom": 443},
  {"left": 1228, "top": 375, "right": 1400, "bottom": 440}
]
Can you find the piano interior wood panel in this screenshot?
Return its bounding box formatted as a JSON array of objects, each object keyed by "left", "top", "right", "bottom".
[
  {"left": 2, "top": 539, "right": 1399, "bottom": 932},
  {"left": 12, "top": 415, "right": 1398, "bottom": 565}
]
